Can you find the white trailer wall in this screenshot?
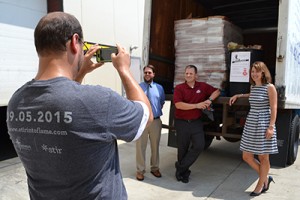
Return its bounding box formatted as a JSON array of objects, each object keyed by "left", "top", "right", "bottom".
[
  {"left": 276, "top": 0, "right": 300, "bottom": 108},
  {"left": 284, "top": 0, "right": 300, "bottom": 107},
  {"left": 0, "top": 0, "right": 47, "bottom": 106},
  {"left": 64, "top": 0, "right": 152, "bottom": 94}
]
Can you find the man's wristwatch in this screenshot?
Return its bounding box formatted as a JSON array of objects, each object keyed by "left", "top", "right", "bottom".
[{"left": 208, "top": 97, "right": 213, "bottom": 102}]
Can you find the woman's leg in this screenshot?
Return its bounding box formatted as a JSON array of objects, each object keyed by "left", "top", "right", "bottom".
[
  {"left": 242, "top": 152, "right": 268, "bottom": 193},
  {"left": 242, "top": 151, "right": 260, "bottom": 173},
  {"left": 254, "top": 154, "right": 270, "bottom": 192}
]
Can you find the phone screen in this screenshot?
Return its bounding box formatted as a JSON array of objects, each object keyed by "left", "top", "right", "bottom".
[{"left": 96, "top": 47, "right": 118, "bottom": 63}]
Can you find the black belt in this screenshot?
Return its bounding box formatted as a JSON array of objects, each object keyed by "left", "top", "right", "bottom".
[
  {"left": 154, "top": 117, "right": 160, "bottom": 119},
  {"left": 179, "top": 118, "right": 200, "bottom": 123}
]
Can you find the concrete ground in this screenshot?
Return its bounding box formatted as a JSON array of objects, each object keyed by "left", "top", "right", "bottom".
[
  {"left": 1, "top": 101, "right": 300, "bottom": 199},
  {"left": 1, "top": 133, "right": 300, "bottom": 200}
]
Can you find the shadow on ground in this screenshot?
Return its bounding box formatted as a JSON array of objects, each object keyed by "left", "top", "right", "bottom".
[{"left": 119, "top": 133, "right": 261, "bottom": 200}]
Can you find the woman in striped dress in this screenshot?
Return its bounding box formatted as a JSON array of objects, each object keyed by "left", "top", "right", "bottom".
[{"left": 229, "top": 61, "right": 278, "bottom": 196}]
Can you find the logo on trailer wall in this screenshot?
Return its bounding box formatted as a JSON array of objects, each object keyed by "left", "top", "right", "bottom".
[{"left": 242, "top": 68, "right": 248, "bottom": 76}]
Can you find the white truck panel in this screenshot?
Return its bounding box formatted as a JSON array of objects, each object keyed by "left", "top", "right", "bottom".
[
  {"left": 276, "top": 0, "right": 300, "bottom": 108},
  {"left": 0, "top": 0, "right": 47, "bottom": 106},
  {"left": 63, "top": 0, "right": 151, "bottom": 94}
]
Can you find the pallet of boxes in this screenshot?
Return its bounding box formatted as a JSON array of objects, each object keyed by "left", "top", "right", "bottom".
[{"left": 174, "top": 16, "right": 243, "bottom": 94}]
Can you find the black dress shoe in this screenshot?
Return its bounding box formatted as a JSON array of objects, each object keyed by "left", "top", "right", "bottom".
[
  {"left": 262, "top": 176, "right": 275, "bottom": 193},
  {"left": 175, "top": 169, "right": 183, "bottom": 181},
  {"left": 183, "top": 169, "right": 191, "bottom": 177},
  {"left": 180, "top": 169, "right": 191, "bottom": 183},
  {"left": 181, "top": 177, "right": 189, "bottom": 183}
]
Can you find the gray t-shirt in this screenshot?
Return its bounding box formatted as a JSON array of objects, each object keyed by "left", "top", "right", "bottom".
[{"left": 7, "top": 77, "right": 144, "bottom": 200}]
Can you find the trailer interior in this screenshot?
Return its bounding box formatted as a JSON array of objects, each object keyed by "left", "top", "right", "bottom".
[
  {"left": 149, "top": 0, "right": 299, "bottom": 167},
  {"left": 150, "top": 0, "right": 278, "bottom": 93}
]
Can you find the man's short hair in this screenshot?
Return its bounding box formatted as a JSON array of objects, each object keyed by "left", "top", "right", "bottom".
[
  {"left": 143, "top": 64, "right": 155, "bottom": 73},
  {"left": 185, "top": 65, "right": 197, "bottom": 74},
  {"left": 34, "top": 12, "right": 83, "bottom": 56}
]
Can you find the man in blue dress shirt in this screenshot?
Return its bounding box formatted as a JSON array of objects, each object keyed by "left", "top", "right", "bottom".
[{"left": 136, "top": 65, "right": 165, "bottom": 181}]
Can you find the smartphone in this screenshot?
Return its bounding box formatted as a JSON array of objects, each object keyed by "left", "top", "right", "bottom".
[
  {"left": 96, "top": 46, "right": 118, "bottom": 63},
  {"left": 82, "top": 42, "right": 118, "bottom": 63}
]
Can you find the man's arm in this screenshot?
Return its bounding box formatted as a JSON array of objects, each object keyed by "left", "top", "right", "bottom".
[
  {"left": 175, "top": 88, "right": 220, "bottom": 110},
  {"left": 112, "top": 44, "right": 153, "bottom": 126},
  {"left": 159, "top": 85, "right": 165, "bottom": 109},
  {"left": 208, "top": 89, "right": 221, "bottom": 102},
  {"left": 173, "top": 85, "right": 202, "bottom": 110}
]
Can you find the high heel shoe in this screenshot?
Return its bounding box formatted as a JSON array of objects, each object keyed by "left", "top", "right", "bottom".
[
  {"left": 250, "top": 186, "right": 264, "bottom": 196},
  {"left": 250, "top": 191, "right": 262, "bottom": 196},
  {"left": 262, "top": 176, "right": 275, "bottom": 193}
]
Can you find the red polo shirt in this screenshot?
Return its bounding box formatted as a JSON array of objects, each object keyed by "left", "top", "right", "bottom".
[{"left": 173, "top": 81, "right": 217, "bottom": 120}]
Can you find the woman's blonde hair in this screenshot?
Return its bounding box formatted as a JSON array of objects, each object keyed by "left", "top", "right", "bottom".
[{"left": 249, "top": 61, "right": 272, "bottom": 85}]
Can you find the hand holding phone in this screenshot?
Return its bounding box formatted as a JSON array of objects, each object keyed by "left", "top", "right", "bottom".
[
  {"left": 82, "top": 41, "right": 118, "bottom": 63},
  {"left": 96, "top": 47, "right": 118, "bottom": 63},
  {"left": 111, "top": 44, "right": 131, "bottom": 73}
]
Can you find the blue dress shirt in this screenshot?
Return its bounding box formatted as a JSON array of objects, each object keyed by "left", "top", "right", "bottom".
[{"left": 139, "top": 81, "right": 165, "bottom": 118}]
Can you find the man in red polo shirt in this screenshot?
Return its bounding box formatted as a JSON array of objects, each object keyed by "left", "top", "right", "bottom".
[{"left": 173, "top": 65, "right": 220, "bottom": 183}]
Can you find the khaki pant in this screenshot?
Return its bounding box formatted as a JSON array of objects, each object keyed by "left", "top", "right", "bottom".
[{"left": 136, "top": 118, "right": 162, "bottom": 173}]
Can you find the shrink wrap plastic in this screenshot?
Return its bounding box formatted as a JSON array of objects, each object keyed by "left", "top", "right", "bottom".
[{"left": 174, "top": 16, "right": 243, "bottom": 90}]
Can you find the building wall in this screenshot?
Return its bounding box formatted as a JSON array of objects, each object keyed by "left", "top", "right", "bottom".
[
  {"left": 0, "top": 0, "right": 47, "bottom": 160},
  {"left": 0, "top": 0, "right": 47, "bottom": 106},
  {"left": 63, "top": 0, "right": 151, "bottom": 94}
]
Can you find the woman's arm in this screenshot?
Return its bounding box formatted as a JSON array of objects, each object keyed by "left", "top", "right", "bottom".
[
  {"left": 229, "top": 93, "right": 250, "bottom": 106},
  {"left": 268, "top": 84, "right": 278, "bottom": 127}
]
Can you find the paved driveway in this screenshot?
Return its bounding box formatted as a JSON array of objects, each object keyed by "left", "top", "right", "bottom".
[{"left": 1, "top": 131, "right": 299, "bottom": 200}]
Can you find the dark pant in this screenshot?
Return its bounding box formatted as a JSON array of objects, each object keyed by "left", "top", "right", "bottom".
[{"left": 175, "top": 118, "right": 205, "bottom": 174}]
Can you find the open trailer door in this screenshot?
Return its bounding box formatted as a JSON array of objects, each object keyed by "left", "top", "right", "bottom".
[{"left": 272, "top": 0, "right": 300, "bottom": 166}]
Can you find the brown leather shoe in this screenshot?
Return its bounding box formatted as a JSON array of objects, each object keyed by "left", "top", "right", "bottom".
[
  {"left": 136, "top": 172, "right": 144, "bottom": 181},
  {"left": 151, "top": 170, "right": 162, "bottom": 178}
]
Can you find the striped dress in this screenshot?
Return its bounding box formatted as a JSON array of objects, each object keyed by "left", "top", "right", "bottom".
[{"left": 240, "top": 84, "right": 278, "bottom": 154}]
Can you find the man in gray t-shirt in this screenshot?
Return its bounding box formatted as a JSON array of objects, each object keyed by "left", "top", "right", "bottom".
[{"left": 6, "top": 12, "right": 153, "bottom": 200}]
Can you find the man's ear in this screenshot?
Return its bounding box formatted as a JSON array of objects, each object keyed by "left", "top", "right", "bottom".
[{"left": 69, "top": 34, "right": 81, "bottom": 54}]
